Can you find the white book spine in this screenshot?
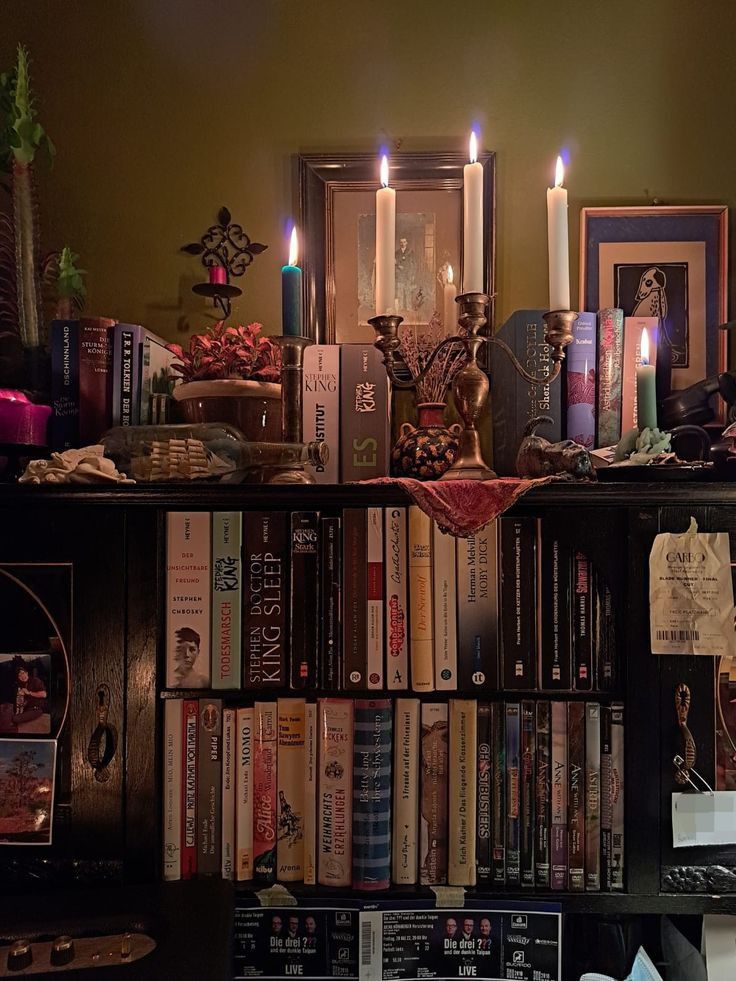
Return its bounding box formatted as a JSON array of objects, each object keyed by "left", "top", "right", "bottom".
[
  {"left": 221, "top": 708, "right": 235, "bottom": 880},
  {"left": 304, "top": 702, "right": 317, "bottom": 885},
  {"left": 166, "top": 511, "right": 211, "bottom": 688},
  {"left": 367, "top": 507, "right": 384, "bottom": 689},
  {"left": 302, "top": 344, "right": 340, "bottom": 483},
  {"left": 236, "top": 706, "right": 254, "bottom": 881},
  {"left": 448, "top": 699, "right": 478, "bottom": 886},
  {"left": 163, "top": 699, "right": 183, "bottom": 881},
  {"left": 433, "top": 522, "right": 458, "bottom": 690},
  {"left": 384, "top": 507, "right": 409, "bottom": 690},
  {"left": 392, "top": 697, "right": 420, "bottom": 884}
]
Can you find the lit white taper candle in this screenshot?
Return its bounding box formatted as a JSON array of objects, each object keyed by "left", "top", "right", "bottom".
[
  {"left": 375, "top": 154, "right": 396, "bottom": 316},
  {"left": 546, "top": 155, "right": 570, "bottom": 310},
  {"left": 462, "top": 131, "right": 484, "bottom": 293},
  {"left": 443, "top": 265, "right": 457, "bottom": 333}
]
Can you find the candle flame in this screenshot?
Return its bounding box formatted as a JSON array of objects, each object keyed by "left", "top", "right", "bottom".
[
  {"left": 640, "top": 326, "right": 650, "bottom": 365},
  {"left": 469, "top": 130, "right": 478, "bottom": 164},
  {"left": 288, "top": 226, "right": 299, "bottom": 267},
  {"left": 447, "top": 265, "right": 454, "bottom": 285},
  {"left": 380, "top": 154, "right": 389, "bottom": 188},
  {"left": 555, "top": 155, "right": 564, "bottom": 188}
]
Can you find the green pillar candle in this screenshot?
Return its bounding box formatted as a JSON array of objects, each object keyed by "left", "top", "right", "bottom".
[
  {"left": 635, "top": 327, "right": 657, "bottom": 430},
  {"left": 281, "top": 227, "right": 302, "bottom": 336}
]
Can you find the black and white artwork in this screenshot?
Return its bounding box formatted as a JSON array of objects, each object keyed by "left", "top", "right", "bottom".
[{"left": 615, "top": 261, "right": 689, "bottom": 367}]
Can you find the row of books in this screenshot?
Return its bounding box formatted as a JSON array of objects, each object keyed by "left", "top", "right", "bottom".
[
  {"left": 166, "top": 508, "right": 618, "bottom": 694},
  {"left": 50, "top": 316, "right": 176, "bottom": 450},
  {"left": 162, "top": 696, "right": 624, "bottom": 892}
]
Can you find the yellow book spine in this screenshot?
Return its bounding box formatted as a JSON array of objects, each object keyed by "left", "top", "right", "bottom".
[
  {"left": 448, "top": 699, "right": 478, "bottom": 885},
  {"left": 276, "top": 697, "right": 306, "bottom": 881},
  {"left": 409, "top": 506, "right": 434, "bottom": 692}
]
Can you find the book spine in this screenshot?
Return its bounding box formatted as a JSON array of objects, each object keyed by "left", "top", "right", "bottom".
[
  {"left": 339, "top": 343, "right": 390, "bottom": 480},
  {"left": 456, "top": 523, "right": 499, "bottom": 691},
  {"left": 622, "top": 316, "right": 659, "bottom": 432},
  {"left": 448, "top": 699, "right": 477, "bottom": 886},
  {"left": 597, "top": 579, "right": 617, "bottom": 692},
  {"left": 573, "top": 551, "right": 593, "bottom": 691},
  {"left": 78, "top": 317, "right": 116, "bottom": 445},
  {"left": 221, "top": 708, "right": 235, "bottom": 880},
  {"left": 419, "top": 702, "right": 449, "bottom": 885},
  {"left": 566, "top": 312, "right": 596, "bottom": 448},
  {"left": 520, "top": 699, "right": 536, "bottom": 888},
  {"left": 352, "top": 699, "right": 393, "bottom": 890},
  {"left": 181, "top": 700, "right": 198, "bottom": 878},
  {"left": 596, "top": 308, "right": 624, "bottom": 447},
  {"left": 408, "top": 506, "right": 434, "bottom": 693},
  {"left": 253, "top": 701, "right": 277, "bottom": 882},
  {"left": 392, "top": 697, "right": 420, "bottom": 884},
  {"left": 501, "top": 517, "right": 537, "bottom": 690},
  {"left": 51, "top": 319, "right": 80, "bottom": 450},
  {"left": 568, "top": 700, "right": 586, "bottom": 892},
  {"left": 540, "top": 534, "right": 572, "bottom": 690},
  {"left": 197, "top": 698, "right": 222, "bottom": 876},
  {"left": 236, "top": 706, "right": 254, "bottom": 881},
  {"left": 384, "top": 508, "right": 409, "bottom": 690},
  {"left": 163, "top": 699, "right": 182, "bottom": 881},
  {"left": 302, "top": 344, "right": 340, "bottom": 483},
  {"left": 535, "top": 701, "right": 551, "bottom": 888},
  {"left": 244, "top": 512, "right": 287, "bottom": 688},
  {"left": 304, "top": 702, "right": 317, "bottom": 885},
  {"left": 505, "top": 703, "right": 521, "bottom": 886},
  {"left": 320, "top": 516, "right": 342, "bottom": 690},
  {"left": 586, "top": 702, "right": 601, "bottom": 891},
  {"left": 112, "top": 323, "right": 142, "bottom": 427},
  {"left": 551, "top": 700, "right": 568, "bottom": 890},
  {"left": 212, "top": 512, "right": 242, "bottom": 690},
  {"left": 600, "top": 705, "right": 613, "bottom": 891},
  {"left": 611, "top": 702, "right": 625, "bottom": 891},
  {"left": 367, "top": 508, "right": 384, "bottom": 689},
  {"left": 343, "top": 509, "right": 367, "bottom": 690},
  {"left": 491, "top": 701, "right": 506, "bottom": 886},
  {"left": 290, "top": 512, "right": 320, "bottom": 689},
  {"left": 317, "top": 698, "right": 354, "bottom": 887},
  {"left": 433, "top": 522, "right": 458, "bottom": 691},
  {"left": 277, "top": 698, "right": 306, "bottom": 882},
  {"left": 476, "top": 704, "right": 492, "bottom": 883},
  {"left": 166, "top": 512, "right": 211, "bottom": 688}
]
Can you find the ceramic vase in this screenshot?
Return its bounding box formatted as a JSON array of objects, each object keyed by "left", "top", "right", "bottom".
[{"left": 391, "top": 401, "right": 461, "bottom": 480}]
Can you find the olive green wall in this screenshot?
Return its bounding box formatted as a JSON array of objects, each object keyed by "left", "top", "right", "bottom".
[{"left": 3, "top": 0, "right": 735, "bottom": 341}]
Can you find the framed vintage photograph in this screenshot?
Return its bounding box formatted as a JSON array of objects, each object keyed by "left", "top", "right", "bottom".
[
  {"left": 299, "top": 152, "right": 495, "bottom": 344},
  {"left": 580, "top": 205, "right": 728, "bottom": 417},
  {"left": 0, "top": 738, "right": 57, "bottom": 845}
]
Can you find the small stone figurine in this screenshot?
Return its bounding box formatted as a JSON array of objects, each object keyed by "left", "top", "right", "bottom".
[
  {"left": 515, "top": 416, "right": 594, "bottom": 479},
  {"left": 19, "top": 446, "right": 135, "bottom": 484}
]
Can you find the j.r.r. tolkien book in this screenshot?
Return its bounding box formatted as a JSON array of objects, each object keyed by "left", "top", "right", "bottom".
[
  {"left": 253, "top": 701, "right": 277, "bottom": 882},
  {"left": 112, "top": 323, "right": 143, "bottom": 427},
  {"left": 392, "top": 698, "right": 420, "bottom": 885},
  {"left": 565, "top": 312, "right": 596, "bottom": 448},
  {"left": 352, "top": 699, "right": 393, "bottom": 891},
  {"left": 408, "top": 507, "right": 434, "bottom": 693},
  {"left": 491, "top": 701, "right": 506, "bottom": 886},
  {"left": 535, "top": 701, "right": 551, "bottom": 889},
  {"left": 448, "top": 699, "right": 477, "bottom": 886},
  {"left": 600, "top": 705, "right": 613, "bottom": 892},
  {"left": 567, "top": 701, "right": 586, "bottom": 892},
  {"left": 520, "top": 700, "right": 536, "bottom": 888},
  {"left": 551, "top": 700, "right": 568, "bottom": 890},
  {"left": 317, "top": 698, "right": 354, "bottom": 887},
  {"left": 244, "top": 512, "right": 287, "bottom": 688},
  {"left": 573, "top": 551, "right": 593, "bottom": 691},
  {"left": 304, "top": 702, "right": 317, "bottom": 885},
  {"left": 476, "top": 703, "right": 492, "bottom": 883},
  {"left": 384, "top": 508, "right": 409, "bottom": 690},
  {"left": 611, "top": 702, "right": 625, "bottom": 891},
  {"left": 222, "top": 708, "right": 236, "bottom": 880},
  {"left": 236, "top": 706, "right": 254, "bottom": 882},
  {"left": 419, "top": 702, "right": 449, "bottom": 885},
  {"left": 586, "top": 702, "right": 601, "bottom": 891},
  {"left": 320, "top": 516, "right": 342, "bottom": 690},
  {"left": 433, "top": 522, "right": 457, "bottom": 691},
  {"left": 595, "top": 576, "right": 617, "bottom": 692},
  {"left": 182, "top": 699, "right": 198, "bottom": 878},
  {"left": 302, "top": 344, "right": 340, "bottom": 483},
  {"left": 290, "top": 512, "right": 320, "bottom": 689},
  {"left": 212, "top": 512, "right": 242, "bottom": 690},
  {"left": 457, "top": 522, "right": 499, "bottom": 690},
  {"left": 343, "top": 509, "right": 368, "bottom": 690},
  {"left": 339, "top": 343, "right": 390, "bottom": 481},
  {"left": 277, "top": 698, "right": 306, "bottom": 882},
  {"left": 367, "top": 508, "right": 384, "bottom": 690},
  {"left": 505, "top": 702, "right": 521, "bottom": 886},
  {"left": 197, "top": 698, "right": 222, "bottom": 876},
  {"left": 500, "top": 517, "right": 537, "bottom": 690},
  {"left": 163, "top": 699, "right": 182, "bottom": 881},
  {"left": 490, "top": 310, "right": 561, "bottom": 476},
  {"left": 596, "top": 308, "right": 624, "bottom": 447},
  {"left": 166, "top": 512, "right": 211, "bottom": 689},
  {"left": 540, "top": 532, "right": 572, "bottom": 691}
]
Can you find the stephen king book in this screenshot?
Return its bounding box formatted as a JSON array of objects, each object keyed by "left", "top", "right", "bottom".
[
  {"left": 304, "top": 702, "right": 317, "bottom": 885},
  {"left": 166, "top": 512, "right": 211, "bottom": 689},
  {"left": 290, "top": 512, "right": 320, "bottom": 689},
  {"left": 586, "top": 702, "right": 601, "bottom": 891},
  {"left": 244, "top": 512, "right": 287, "bottom": 688},
  {"left": 163, "top": 699, "right": 182, "bottom": 881},
  {"left": 568, "top": 701, "right": 586, "bottom": 892},
  {"left": 367, "top": 508, "right": 384, "bottom": 689},
  {"left": 551, "top": 700, "right": 568, "bottom": 890},
  {"left": 320, "top": 516, "right": 342, "bottom": 690},
  {"left": 343, "top": 509, "right": 368, "bottom": 690},
  {"left": 611, "top": 702, "right": 625, "bottom": 891},
  {"left": 505, "top": 702, "right": 521, "bottom": 886},
  {"left": 352, "top": 699, "right": 393, "bottom": 890},
  {"left": 222, "top": 708, "right": 235, "bottom": 880},
  {"left": 540, "top": 533, "right": 572, "bottom": 691},
  {"left": 408, "top": 507, "right": 434, "bottom": 693},
  {"left": 457, "top": 522, "right": 499, "bottom": 690},
  {"left": 182, "top": 699, "right": 198, "bottom": 878},
  {"left": 433, "top": 522, "right": 457, "bottom": 691},
  {"left": 419, "top": 702, "right": 449, "bottom": 885},
  {"left": 197, "top": 698, "right": 222, "bottom": 876},
  {"left": 317, "top": 698, "right": 354, "bottom": 887},
  {"left": 448, "top": 700, "right": 477, "bottom": 886},
  {"left": 520, "top": 700, "right": 536, "bottom": 888},
  {"left": 392, "top": 698, "right": 420, "bottom": 885},
  {"left": 535, "top": 701, "right": 551, "bottom": 889},
  {"left": 565, "top": 312, "right": 596, "bottom": 448},
  {"left": 384, "top": 508, "right": 409, "bottom": 690},
  {"left": 236, "top": 706, "right": 254, "bottom": 881},
  {"left": 573, "top": 551, "right": 593, "bottom": 691},
  {"left": 277, "top": 698, "right": 306, "bottom": 882},
  {"left": 253, "top": 701, "right": 277, "bottom": 881},
  {"left": 500, "top": 517, "right": 537, "bottom": 690},
  {"left": 339, "top": 343, "right": 390, "bottom": 481},
  {"left": 212, "top": 512, "right": 242, "bottom": 690},
  {"left": 476, "top": 703, "right": 492, "bottom": 883},
  {"left": 302, "top": 344, "right": 340, "bottom": 483},
  {"left": 491, "top": 701, "right": 506, "bottom": 886},
  {"left": 596, "top": 308, "right": 624, "bottom": 447}
]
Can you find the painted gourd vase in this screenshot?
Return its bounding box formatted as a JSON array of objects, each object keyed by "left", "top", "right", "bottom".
[{"left": 391, "top": 402, "right": 461, "bottom": 480}]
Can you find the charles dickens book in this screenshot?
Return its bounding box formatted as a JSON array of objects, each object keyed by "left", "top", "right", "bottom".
[
  {"left": 596, "top": 308, "right": 624, "bottom": 447},
  {"left": 197, "top": 699, "right": 222, "bottom": 876},
  {"left": 611, "top": 702, "right": 625, "bottom": 891},
  {"left": 317, "top": 699, "right": 354, "bottom": 887},
  {"left": 551, "top": 700, "right": 568, "bottom": 890},
  {"left": 585, "top": 702, "right": 601, "bottom": 891},
  {"left": 51, "top": 316, "right": 116, "bottom": 449},
  {"left": 490, "top": 310, "right": 560, "bottom": 476},
  {"left": 500, "top": 517, "right": 537, "bottom": 690},
  {"left": 289, "top": 512, "right": 320, "bottom": 689},
  {"left": 565, "top": 312, "right": 596, "bottom": 449},
  {"left": 212, "top": 512, "right": 242, "bottom": 690},
  {"left": 457, "top": 522, "right": 499, "bottom": 691},
  {"left": 476, "top": 704, "right": 492, "bottom": 883},
  {"left": 162, "top": 699, "right": 182, "bottom": 882},
  {"left": 408, "top": 507, "right": 434, "bottom": 692},
  {"left": 236, "top": 706, "right": 254, "bottom": 881},
  {"left": 540, "top": 533, "right": 572, "bottom": 691},
  {"left": 535, "top": 701, "right": 551, "bottom": 889},
  {"left": 367, "top": 508, "right": 384, "bottom": 689},
  {"left": 392, "top": 698, "right": 420, "bottom": 885},
  {"left": 244, "top": 512, "right": 287, "bottom": 688},
  {"left": 491, "top": 701, "right": 506, "bottom": 886},
  {"left": 320, "top": 516, "right": 342, "bottom": 690},
  {"left": 304, "top": 702, "right": 317, "bottom": 886},
  {"left": 222, "top": 708, "right": 235, "bottom": 880},
  {"left": 352, "top": 699, "right": 393, "bottom": 890},
  {"left": 277, "top": 698, "right": 306, "bottom": 881},
  {"left": 339, "top": 343, "right": 390, "bottom": 481},
  {"left": 343, "top": 509, "right": 368, "bottom": 689},
  {"left": 253, "top": 701, "right": 277, "bottom": 881},
  {"left": 573, "top": 551, "right": 593, "bottom": 691},
  {"left": 448, "top": 700, "right": 477, "bottom": 886},
  {"left": 505, "top": 703, "right": 521, "bottom": 886},
  {"left": 520, "top": 700, "right": 536, "bottom": 888},
  {"left": 433, "top": 523, "right": 457, "bottom": 691},
  {"left": 419, "top": 702, "right": 449, "bottom": 885},
  {"left": 384, "top": 508, "right": 409, "bottom": 690},
  {"left": 166, "top": 512, "right": 211, "bottom": 689},
  {"left": 600, "top": 706, "right": 613, "bottom": 891},
  {"left": 567, "top": 701, "right": 586, "bottom": 892},
  {"left": 302, "top": 344, "right": 340, "bottom": 483},
  {"left": 182, "top": 700, "right": 198, "bottom": 878}
]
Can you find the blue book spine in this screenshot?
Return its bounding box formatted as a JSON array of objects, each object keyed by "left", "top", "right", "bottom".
[
  {"left": 352, "top": 698, "right": 392, "bottom": 890},
  {"left": 112, "top": 324, "right": 143, "bottom": 427},
  {"left": 50, "top": 319, "right": 80, "bottom": 450},
  {"left": 566, "top": 313, "right": 597, "bottom": 448}
]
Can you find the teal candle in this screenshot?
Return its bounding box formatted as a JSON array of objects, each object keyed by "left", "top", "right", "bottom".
[
  {"left": 635, "top": 327, "right": 658, "bottom": 430},
  {"left": 281, "top": 227, "right": 302, "bottom": 336}
]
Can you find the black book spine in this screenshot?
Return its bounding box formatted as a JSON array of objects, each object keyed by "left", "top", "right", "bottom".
[
  {"left": 505, "top": 702, "right": 521, "bottom": 886},
  {"left": 197, "top": 698, "right": 222, "bottom": 876},
  {"left": 540, "top": 535, "right": 572, "bottom": 690},
  {"left": 320, "top": 516, "right": 342, "bottom": 690},
  {"left": 535, "top": 701, "right": 551, "bottom": 888},
  {"left": 476, "top": 703, "right": 492, "bottom": 882},
  {"left": 289, "top": 512, "right": 320, "bottom": 689},
  {"left": 520, "top": 700, "right": 536, "bottom": 887},
  {"left": 573, "top": 551, "right": 593, "bottom": 691},
  {"left": 596, "top": 577, "right": 617, "bottom": 692},
  {"left": 243, "top": 512, "right": 288, "bottom": 688},
  {"left": 568, "top": 701, "right": 586, "bottom": 892},
  {"left": 343, "top": 509, "right": 367, "bottom": 690},
  {"left": 501, "top": 518, "right": 538, "bottom": 690},
  {"left": 491, "top": 701, "right": 506, "bottom": 886},
  {"left": 600, "top": 705, "right": 613, "bottom": 891}
]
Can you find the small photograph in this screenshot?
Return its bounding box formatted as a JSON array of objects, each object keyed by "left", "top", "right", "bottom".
[
  {"left": 0, "top": 654, "right": 51, "bottom": 735},
  {"left": 0, "top": 738, "right": 56, "bottom": 845}
]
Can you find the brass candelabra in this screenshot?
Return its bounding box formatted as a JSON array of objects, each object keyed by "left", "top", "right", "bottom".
[{"left": 369, "top": 295, "right": 575, "bottom": 480}]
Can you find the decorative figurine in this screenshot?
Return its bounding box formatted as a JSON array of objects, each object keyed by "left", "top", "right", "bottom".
[{"left": 515, "top": 416, "right": 594, "bottom": 479}]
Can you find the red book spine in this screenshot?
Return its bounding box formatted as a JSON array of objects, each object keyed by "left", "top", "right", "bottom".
[
  {"left": 78, "top": 317, "right": 116, "bottom": 445},
  {"left": 181, "top": 699, "right": 198, "bottom": 878}
]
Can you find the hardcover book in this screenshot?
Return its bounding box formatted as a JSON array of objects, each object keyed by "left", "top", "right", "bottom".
[
  {"left": 491, "top": 701, "right": 506, "bottom": 886},
  {"left": 500, "top": 517, "right": 538, "bottom": 690},
  {"left": 244, "top": 512, "right": 288, "bottom": 688},
  {"left": 551, "top": 700, "right": 568, "bottom": 890},
  {"left": 304, "top": 702, "right": 317, "bottom": 886},
  {"left": 339, "top": 343, "right": 390, "bottom": 481},
  {"left": 621, "top": 317, "right": 659, "bottom": 432},
  {"left": 535, "top": 701, "right": 551, "bottom": 889},
  {"left": 539, "top": 533, "right": 572, "bottom": 691},
  {"left": 290, "top": 512, "right": 320, "bottom": 689},
  {"left": 352, "top": 699, "right": 393, "bottom": 890},
  {"left": 566, "top": 312, "right": 596, "bottom": 448},
  {"left": 236, "top": 706, "right": 254, "bottom": 881},
  {"left": 586, "top": 702, "right": 601, "bottom": 891},
  {"left": 253, "top": 701, "right": 278, "bottom": 881},
  {"left": 596, "top": 308, "right": 625, "bottom": 447},
  {"left": 408, "top": 507, "right": 434, "bottom": 693},
  {"left": 596, "top": 577, "right": 617, "bottom": 692},
  {"left": 448, "top": 699, "right": 477, "bottom": 886},
  {"left": 573, "top": 551, "right": 593, "bottom": 691},
  {"left": 343, "top": 509, "right": 368, "bottom": 689},
  {"left": 50, "top": 318, "right": 80, "bottom": 450},
  {"left": 182, "top": 699, "right": 198, "bottom": 878},
  {"left": 317, "top": 698, "right": 354, "bottom": 887},
  {"left": 222, "top": 707, "right": 236, "bottom": 880},
  {"left": 277, "top": 698, "right": 306, "bottom": 882},
  {"left": 392, "top": 698, "right": 420, "bottom": 885},
  {"left": 111, "top": 322, "right": 143, "bottom": 427},
  {"left": 520, "top": 700, "right": 536, "bottom": 888},
  {"left": 433, "top": 522, "right": 457, "bottom": 691},
  {"left": 505, "top": 703, "right": 521, "bottom": 886},
  {"left": 367, "top": 508, "right": 384, "bottom": 689},
  {"left": 163, "top": 699, "right": 182, "bottom": 881},
  {"left": 320, "top": 516, "right": 342, "bottom": 690},
  {"left": 611, "top": 702, "right": 625, "bottom": 891},
  {"left": 456, "top": 522, "right": 499, "bottom": 690},
  {"left": 79, "top": 316, "right": 116, "bottom": 445},
  {"left": 384, "top": 508, "right": 409, "bottom": 690},
  {"left": 166, "top": 512, "right": 211, "bottom": 689},
  {"left": 476, "top": 703, "right": 492, "bottom": 883},
  {"left": 419, "top": 702, "right": 449, "bottom": 885},
  {"left": 568, "top": 701, "right": 586, "bottom": 892},
  {"left": 212, "top": 512, "right": 242, "bottom": 690},
  {"left": 197, "top": 698, "right": 222, "bottom": 876},
  {"left": 302, "top": 344, "right": 340, "bottom": 483}
]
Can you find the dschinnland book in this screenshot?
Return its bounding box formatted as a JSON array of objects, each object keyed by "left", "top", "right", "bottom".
[
  {"left": 304, "top": 702, "right": 317, "bottom": 885},
  {"left": 197, "top": 698, "right": 222, "bottom": 876},
  {"left": 456, "top": 522, "right": 499, "bottom": 690},
  {"left": 253, "top": 701, "right": 278, "bottom": 882},
  {"left": 505, "top": 702, "right": 521, "bottom": 886},
  {"left": 50, "top": 318, "right": 80, "bottom": 450},
  {"left": 212, "top": 512, "right": 242, "bottom": 690},
  {"left": 289, "top": 512, "right": 320, "bottom": 689},
  {"left": 221, "top": 708, "right": 235, "bottom": 880},
  {"left": 586, "top": 702, "right": 601, "bottom": 891},
  {"left": 565, "top": 312, "right": 596, "bottom": 448},
  {"left": 343, "top": 509, "right": 368, "bottom": 690},
  {"left": 302, "top": 344, "right": 340, "bottom": 483},
  {"left": 384, "top": 508, "right": 409, "bottom": 690},
  {"left": 535, "top": 701, "right": 551, "bottom": 888},
  {"left": 317, "top": 698, "right": 354, "bottom": 887},
  {"left": 476, "top": 703, "right": 492, "bottom": 883},
  {"left": 352, "top": 699, "right": 392, "bottom": 890},
  {"left": 448, "top": 699, "right": 477, "bottom": 886},
  {"left": 163, "top": 699, "right": 182, "bottom": 881},
  {"left": 392, "top": 698, "right": 420, "bottom": 885},
  {"left": 433, "top": 522, "right": 457, "bottom": 691},
  {"left": 500, "top": 517, "right": 537, "bottom": 690},
  {"left": 236, "top": 706, "right": 254, "bottom": 881},
  {"left": 320, "top": 516, "right": 342, "bottom": 690},
  {"left": 596, "top": 308, "right": 624, "bottom": 447},
  {"left": 339, "top": 343, "right": 390, "bottom": 481},
  {"left": 277, "top": 698, "right": 306, "bottom": 882},
  {"left": 408, "top": 507, "right": 434, "bottom": 692},
  {"left": 539, "top": 531, "right": 572, "bottom": 691},
  {"left": 491, "top": 701, "right": 506, "bottom": 886},
  {"left": 367, "top": 508, "right": 384, "bottom": 689},
  {"left": 551, "top": 700, "right": 568, "bottom": 890},
  {"left": 419, "top": 702, "right": 449, "bottom": 885},
  {"left": 182, "top": 699, "right": 198, "bottom": 878},
  {"left": 520, "top": 700, "right": 536, "bottom": 888},
  {"left": 244, "top": 512, "right": 287, "bottom": 688},
  {"left": 567, "top": 700, "right": 585, "bottom": 892},
  {"left": 166, "top": 512, "right": 210, "bottom": 689}
]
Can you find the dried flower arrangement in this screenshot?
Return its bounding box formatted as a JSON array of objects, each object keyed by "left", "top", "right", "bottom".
[
  {"left": 167, "top": 321, "right": 281, "bottom": 384},
  {"left": 398, "top": 313, "right": 465, "bottom": 404}
]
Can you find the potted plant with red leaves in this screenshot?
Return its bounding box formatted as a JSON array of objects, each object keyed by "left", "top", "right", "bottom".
[{"left": 168, "top": 321, "right": 282, "bottom": 441}]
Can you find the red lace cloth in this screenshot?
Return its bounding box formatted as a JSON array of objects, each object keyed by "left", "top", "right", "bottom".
[{"left": 363, "top": 475, "right": 564, "bottom": 537}]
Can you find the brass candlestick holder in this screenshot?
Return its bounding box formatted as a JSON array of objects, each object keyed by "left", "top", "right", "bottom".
[
  {"left": 369, "top": 297, "right": 575, "bottom": 480},
  {"left": 272, "top": 335, "right": 317, "bottom": 484}
]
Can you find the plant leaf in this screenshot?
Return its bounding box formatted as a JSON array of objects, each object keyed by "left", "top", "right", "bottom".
[
  {"left": 249, "top": 242, "right": 268, "bottom": 254},
  {"left": 181, "top": 242, "right": 204, "bottom": 255},
  {"left": 218, "top": 206, "right": 231, "bottom": 227}
]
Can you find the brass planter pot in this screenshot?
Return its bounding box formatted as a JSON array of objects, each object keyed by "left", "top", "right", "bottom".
[{"left": 172, "top": 378, "right": 282, "bottom": 442}]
